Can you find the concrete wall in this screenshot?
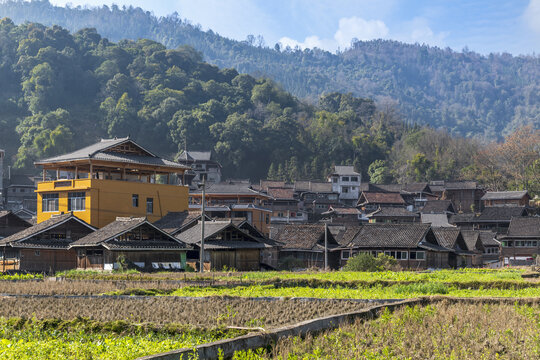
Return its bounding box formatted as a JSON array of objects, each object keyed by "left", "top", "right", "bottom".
[{"left": 137, "top": 298, "right": 423, "bottom": 360}]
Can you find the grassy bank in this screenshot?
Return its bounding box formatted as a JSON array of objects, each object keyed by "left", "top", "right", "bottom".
[{"left": 232, "top": 301, "right": 540, "bottom": 359}]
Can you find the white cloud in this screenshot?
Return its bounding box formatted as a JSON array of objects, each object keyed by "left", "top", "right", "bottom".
[
  {"left": 334, "top": 16, "right": 389, "bottom": 48},
  {"left": 524, "top": 0, "right": 540, "bottom": 34},
  {"left": 279, "top": 16, "right": 389, "bottom": 51},
  {"left": 403, "top": 17, "right": 448, "bottom": 47}
]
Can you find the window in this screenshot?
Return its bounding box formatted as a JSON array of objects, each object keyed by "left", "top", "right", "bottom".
[
  {"left": 410, "top": 251, "right": 425, "bottom": 260},
  {"left": 502, "top": 241, "right": 513, "bottom": 247},
  {"left": 332, "top": 177, "right": 338, "bottom": 183},
  {"left": 342, "top": 176, "right": 349, "bottom": 182},
  {"left": 132, "top": 194, "right": 139, "bottom": 207},
  {"left": 342, "top": 186, "right": 349, "bottom": 193},
  {"left": 146, "top": 197, "right": 154, "bottom": 214},
  {"left": 34, "top": 250, "right": 40, "bottom": 256},
  {"left": 351, "top": 176, "right": 358, "bottom": 182},
  {"left": 266, "top": 214, "right": 269, "bottom": 224},
  {"left": 342, "top": 250, "right": 350, "bottom": 260},
  {"left": 68, "top": 192, "right": 86, "bottom": 211},
  {"left": 42, "top": 193, "right": 59, "bottom": 212},
  {"left": 383, "top": 251, "right": 408, "bottom": 260}
]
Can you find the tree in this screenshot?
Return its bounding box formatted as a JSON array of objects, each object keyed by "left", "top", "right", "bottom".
[{"left": 368, "top": 160, "right": 392, "bottom": 184}]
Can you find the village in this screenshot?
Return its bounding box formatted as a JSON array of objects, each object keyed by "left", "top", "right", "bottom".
[{"left": 0, "top": 137, "right": 538, "bottom": 274}]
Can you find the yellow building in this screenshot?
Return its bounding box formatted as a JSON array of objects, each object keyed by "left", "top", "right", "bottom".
[{"left": 35, "top": 137, "right": 189, "bottom": 228}]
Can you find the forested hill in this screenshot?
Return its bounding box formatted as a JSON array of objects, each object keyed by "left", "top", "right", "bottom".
[{"left": 0, "top": 1, "right": 538, "bottom": 139}]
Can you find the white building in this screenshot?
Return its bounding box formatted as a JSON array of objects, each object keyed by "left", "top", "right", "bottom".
[{"left": 328, "top": 165, "right": 361, "bottom": 206}]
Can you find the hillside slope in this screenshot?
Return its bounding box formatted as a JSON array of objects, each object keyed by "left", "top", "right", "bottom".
[{"left": 0, "top": 0, "right": 538, "bottom": 138}]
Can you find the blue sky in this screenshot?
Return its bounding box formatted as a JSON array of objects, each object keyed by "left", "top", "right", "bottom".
[{"left": 52, "top": 0, "right": 540, "bottom": 55}]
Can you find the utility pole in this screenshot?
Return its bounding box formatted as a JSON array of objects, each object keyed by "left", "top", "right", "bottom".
[
  {"left": 199, "top": 176, "right": 206, "bottom": 273},
  {"left": 324, "top": 221, "right": 328, "bottom": 271}
]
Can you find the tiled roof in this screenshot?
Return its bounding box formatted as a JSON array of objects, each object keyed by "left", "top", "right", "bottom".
[
  {"left": 6, "top": 174, "right": 36, "bottom": 187},
  {"left": 449, "top": 213, "right": 475, "bottom": 224},
  {"left": 333, "top": 226, "right": 362, "bottom": 246},
  {"left": 0, "top": 213, "right": 93, "bottom": 245},
  {"left": 421, "top": 214, "right": 453, "bottom": 227},
  {"left": 35, "top": 137, "right": 187, "bottom": 170},
  {"left": 175, "top": 221, "right": 266, "bottom": 249},
  {"left": 506, "top": 217, "right": 540, "bottom": 237},
  {"left": 70, "top": 217, "right": 187, "bottom": 248},
  {"left": 478, "top": 231, "right": 500, "bottom": 246},
  {"left": 153, "top": 211, "right": 209, "bottom": 234},
  {"left": 460, "top": 230, "right": 485, "bottom": 252},
  {"left": 325, "top": 207, "right": 360, "bottom": 215},
  {"left": 178, "top": 151, "right": 212, "bottom": 162},
  {"left": 359, "top": 192, "right": 405, "bottom": 205},
  {"left": 294, "top": 181, "right": 333, "bottom": 192},
  {"left": 481, "top": 191, "right": 529, "bottom": 201},
  {"left": 421, "top": 200, "right": 455, "bottom": 214},
  {"left": 444, "top": 181, "right": 479, "bottom": 190},
  {"left": 346, "top": 224, "right": 431, "bottom": 248},
  {"left": 475, "top": 207, "right": 527, "bottom": 222},
  {"left": 331, "top": 166, "right": 360, "bottom": 176},
  {"left": 368, "top": 207, "right": 418, "bottom": 218},
  {"left": 267, "top": 187, "right": 296, "bottom": 200},
  {"left": 259, "top": 180, "right": 287, "bottom": 191},
  {"left": 432, "top": 227, "right": 464, "bottom": 250},
  {"left": 191, "top": 181, "right": 269, "bottom": 197},
  {"left": 272, "top": 224, "right": 338, "bottom": 251}
]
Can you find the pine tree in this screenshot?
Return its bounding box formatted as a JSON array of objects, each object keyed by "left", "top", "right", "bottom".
[{"left": 267, "top": 162, "right": 277, "bottom": 180}]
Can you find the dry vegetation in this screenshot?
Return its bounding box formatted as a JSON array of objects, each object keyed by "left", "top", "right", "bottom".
[
  {"left": 237, "top": 300, "right": 540, "bottom": 359},
  {"left": 0, "top": 280, "right": 184, "bottom": 295},
  {"left": 0, "top": 296, "right": 374, "bottom": 329}
]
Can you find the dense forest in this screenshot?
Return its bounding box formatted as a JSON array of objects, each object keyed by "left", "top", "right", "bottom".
[
  {"left": 0, "top": 0, "right": 538, "bottom": 139},
  {"left": 0, "top": 19, "right": 537, "bottom": 195}
]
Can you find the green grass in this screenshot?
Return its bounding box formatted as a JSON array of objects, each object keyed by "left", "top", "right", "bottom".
[
  {"left": 0, "top": 273, "right": 43, "bottom": 281},
  {"left": 167, "top": 283, "right": 540, "bottom": 299},
  {"left": 0, "top": 317, "right": 240, "bottom": 360},
  {"left": 231, "top": 302, "right": 540, "bottom": 359}
]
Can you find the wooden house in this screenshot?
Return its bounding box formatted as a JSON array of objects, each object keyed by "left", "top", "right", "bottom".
[
  {"left": 189, "top": 180, "right": 272, "bottom": 236},
  {"left": 176, "top": 220, "right": 270, "bottom": 271},
  {"left": 499, "top": 217, "right": 540, "bottom": 265},
  {"left": 357, "top": 192, "right": 406, "bottom": 219},
  {"left": 338, "top": 224, "right": 452, "bottom": 269},
  {"left": 367, "top": 207, "right": 419, "bottom": 223},
  {"left": 432, "top": 227, "right": 474, "bottom": 267},
  {"left": 0, "top": 211, "right": 32, "bottom": 239},
  {"left": 461, "top": 230, "right": 498, "bottom": 266},
  {"left": 70, "top": 217, "right": 189, "bottom": 271},
  {"left": 322, "top": 206, "right": 362, "bottom": 224},
  {"left": 478, "top": 231, "right": 501, "bottom": 265},
  {"left": 0, "top": 213, "right": 95, "bottom": 272},
  {"left": 472, "top": 206, "right": 528, "bottom": 233},
  {"left": 429, "top": 180, "right": 485, "bottom": 213},
  {"left": 481, "top": 191, "right": 531, "bottom": 208},
  {"left": 153, "top": 211, "right": 212, "bottom": 236},
  {"left": 272, "top": 224, "right": 340, "bottom": 269},
  {"left": 421, "top": 200, "right": 456, "bottom": 214}
]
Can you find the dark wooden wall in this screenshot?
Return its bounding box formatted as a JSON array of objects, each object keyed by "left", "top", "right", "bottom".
[{"left": 20, "top": 249, "right": 77, "bottom": 272}]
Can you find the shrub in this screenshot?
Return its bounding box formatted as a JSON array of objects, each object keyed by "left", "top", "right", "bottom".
[{"left": 343, "top": 253, "right": 398, "bottom": 272}]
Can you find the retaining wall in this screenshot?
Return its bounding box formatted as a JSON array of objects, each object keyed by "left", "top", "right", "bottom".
[{"left": 137, "top": 298, "right": 427, "bottom": 360}]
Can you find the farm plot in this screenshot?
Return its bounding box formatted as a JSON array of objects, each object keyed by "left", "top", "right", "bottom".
[
  {"left": 164, "top": 282, "right": 540, "bottom": 299},
  {"left": 233, "top": 300, "right": 540, "bottom": 359},
  {"left": 0, "top": 296, "right": 375, "bottom": 328},
  {"left": 0, "top": 295, "right": 376, "bottom": 360}
]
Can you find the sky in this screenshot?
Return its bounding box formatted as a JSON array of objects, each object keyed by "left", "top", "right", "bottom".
[{"left": 51, "top": 0, "right": 540, "bottom": 55}]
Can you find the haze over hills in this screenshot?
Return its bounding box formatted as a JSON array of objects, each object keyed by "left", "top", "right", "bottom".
[{"left": 0, "top": 0, "right": 538, "bottom": 139}]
